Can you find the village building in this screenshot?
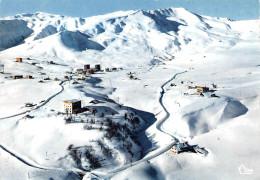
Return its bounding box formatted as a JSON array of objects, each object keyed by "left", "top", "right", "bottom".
[
  {"left": 88, "top": 69, "right": 94, "bottom": 74},
  {"left": 89, "top": 99, "right": 101, "bottom": 104},
  {"left": 16, "top": 58, "right": 23, "bottom": 62},
  {"left": 25, "top": 103, "right": 35, "bottom": 107},
  {"left": 64, "top": 99, "right": 81, "bottom": 114},
  {"left": 196, "top": 86, "right": 209, "bottom": 93},
  {"left": 211, "top": 94, "right": 219, "bottom": 98},
  {"left": 0, "top": 64, "right": 4, "bottom": 73},
  {"left": 111, "top": 67, "right": 117, "bottom": 71},
  {"left": 170, "top": 142, "right": 193, "bottom": 154},
  {"left": 77, "top": 77, "right": 85, "bottom": 81},
  {"left": 12, "top": 75, "right": 23, "bottom": 79},
  {"left": 26, "top": 75, "right": 33, "bottom": 79},
  {"left": 84, "top": 64, "right": 90, "bottom": 71},
  {"left": 76, "top": 69, "right": 84, "bottom": 74},
  {"left": 104, "top": 68, "right": 110, "bottom": 72},
  {"left": 22, "top": 115, "right": 34, "bottom": 119},
  {"left": 95, "top": 64, "right": 101, "bottom": 71}
]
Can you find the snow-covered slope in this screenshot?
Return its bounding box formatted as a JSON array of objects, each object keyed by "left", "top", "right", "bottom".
[
  {"left": 0, "top": 7, "right": 259, "bottom": 180},
  {"left": 0, "top": 8, "right": 238, "bottom": 67}
]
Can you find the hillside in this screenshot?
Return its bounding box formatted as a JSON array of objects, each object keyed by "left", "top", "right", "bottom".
[{"left": 0, "top": 8, "right": 259, "bottom": 180}]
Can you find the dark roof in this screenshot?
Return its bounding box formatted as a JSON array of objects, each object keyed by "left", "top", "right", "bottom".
[{"left": 64, "top": 99, "right": 81, "bottom": 103}]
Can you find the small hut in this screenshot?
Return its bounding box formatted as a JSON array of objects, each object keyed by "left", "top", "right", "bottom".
[
  {"left": 16, "top": 58, "right": 23, "bottom": 62},
  {"left": 12, "top": 75, "right": 23, "bottom": 79},
  {"left": 196, "top": 86, "right": 209, "bottom": 93}
]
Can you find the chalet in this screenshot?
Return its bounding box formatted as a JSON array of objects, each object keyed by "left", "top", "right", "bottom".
[
  {"left": 76, "top": 69, "right": 84, "bottom": 74},
  {"left": 196, "top": 86, "right": 209, "bottom": 93},
  {"left": 12, "top": 75, "right": 23, "bottom": 79},
  {"left": 22, "top": 115, "right": 34, "bottom": 119},
  {"left": 84, "top": 64, "right": 90, "bottom": 71},
  {"left": 104, "top": 68, "right": 110, "bottom": 72},
  {"left": 95, "top": 64, "right": 101, "bottom": 71},
  {"left": 16, "top": 58, "right": 22, "bottom": 62},
  {"left": 211, "top": 94, "right": 219, "bottom": 98},
  {"left": 88, "top": 69, "right": 94, "bottom": 74},
  {"left": 89, "top": 99, "right": 101, "bottom": 104},
  {"left": 77, "top": 77, "right": 85, "bottom": 81},
  {"left": 193, "top": 145, "right": 208, "bottom": 156},
  {"left": 64, "top": 99, "right": 81, "bottom": 114},
  {"left": 26, "top": 75, "right": 33, "bottom": 79},
  {"left": 188, "top": 86, "right": 196, "bottom": 89},
  {"left": 25, "top": 103, "right": 35, "bottom": 107},
  {"left": 170, "top": 142, "right": 193, "bottom": 154}
]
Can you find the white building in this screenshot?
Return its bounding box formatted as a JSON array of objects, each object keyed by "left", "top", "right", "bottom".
[{"left": 64, "top": 99, "right": 81, "bottom": 114}]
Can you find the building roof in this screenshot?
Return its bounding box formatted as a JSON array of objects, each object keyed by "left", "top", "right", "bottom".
[
  {"left": 64, "top": 99, "right": 81, "bottom": 103},
  {"left": 197, "top": 86, "right": 209, "bottom": 89},
  {"left": 173, "top": 142, "right": 192, "bottom": 152}
]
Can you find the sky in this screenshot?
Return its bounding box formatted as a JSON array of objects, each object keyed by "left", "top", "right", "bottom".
[{"left": 0, "top": 0, "right": 259, "bottom": 20}]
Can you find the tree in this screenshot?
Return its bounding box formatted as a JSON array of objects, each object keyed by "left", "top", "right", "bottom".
[{"left": 67, "top": 144, "right": 74, "bottom": 151}]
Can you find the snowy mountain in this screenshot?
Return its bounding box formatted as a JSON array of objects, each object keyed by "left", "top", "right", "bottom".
[
  {"left": 0, "top": 7, "right": 259, "bottom": 180},
  {"left": 0, "top": 8, "right": 237, "bottom": 67}
]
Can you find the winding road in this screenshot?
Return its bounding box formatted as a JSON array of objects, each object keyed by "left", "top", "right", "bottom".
[
  {"left": 0, "top": 80, "right": 80, "bottom": 174},
  {"left": 92, "top": 70, "right": 187, "bottom": 178},
  {"left": 0, "top": 70, "right": 186, "bottom": 179},
  {"left": 0, "top": 80, "right": 67, "bottom": 120}
]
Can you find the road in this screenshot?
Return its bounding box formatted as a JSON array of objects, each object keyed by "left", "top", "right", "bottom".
[
  {"left": 0, "top": 80, "right": 66, "bottom": 120},
  {"left": 0, "top": 70, "right": 186, "bottom": 179},
  {"left": 91, "top": 71, "right": 187, "bottom": 178}
]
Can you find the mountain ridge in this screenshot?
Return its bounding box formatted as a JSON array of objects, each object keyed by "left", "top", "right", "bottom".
[{"left": 0, "top": 7, "right": 243, "bottom": 67}]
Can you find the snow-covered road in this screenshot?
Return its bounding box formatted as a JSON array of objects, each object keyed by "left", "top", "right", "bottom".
[
  {"left": 0, "top": 80, "right": 66, "bottom": 120},
  {"left": 92, "top": 71, "right": 187, "bottom": 178}
]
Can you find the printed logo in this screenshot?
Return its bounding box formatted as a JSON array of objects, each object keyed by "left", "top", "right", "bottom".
[{"left": 238, "top": 164, "right": 253, "bottom": 175}]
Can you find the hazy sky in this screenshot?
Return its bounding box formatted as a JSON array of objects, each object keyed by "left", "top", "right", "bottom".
[{"left": 0, "top": 0, "right": 259, "bottom": 20}]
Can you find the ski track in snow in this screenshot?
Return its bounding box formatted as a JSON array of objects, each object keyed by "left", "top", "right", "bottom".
[{"left": 91, "top": 71, "right": 187, "bottom": 178}]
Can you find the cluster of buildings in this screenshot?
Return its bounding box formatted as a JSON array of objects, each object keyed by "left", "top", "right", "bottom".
[
  {"left": 186, "top": 85, "right": 218, "bottom": 98},
  {"left": 170, "top": 142, "right": 208, "bottom": 156},
  {"left": 76, "top": 64, "right": 101, "bottom": 75}
]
